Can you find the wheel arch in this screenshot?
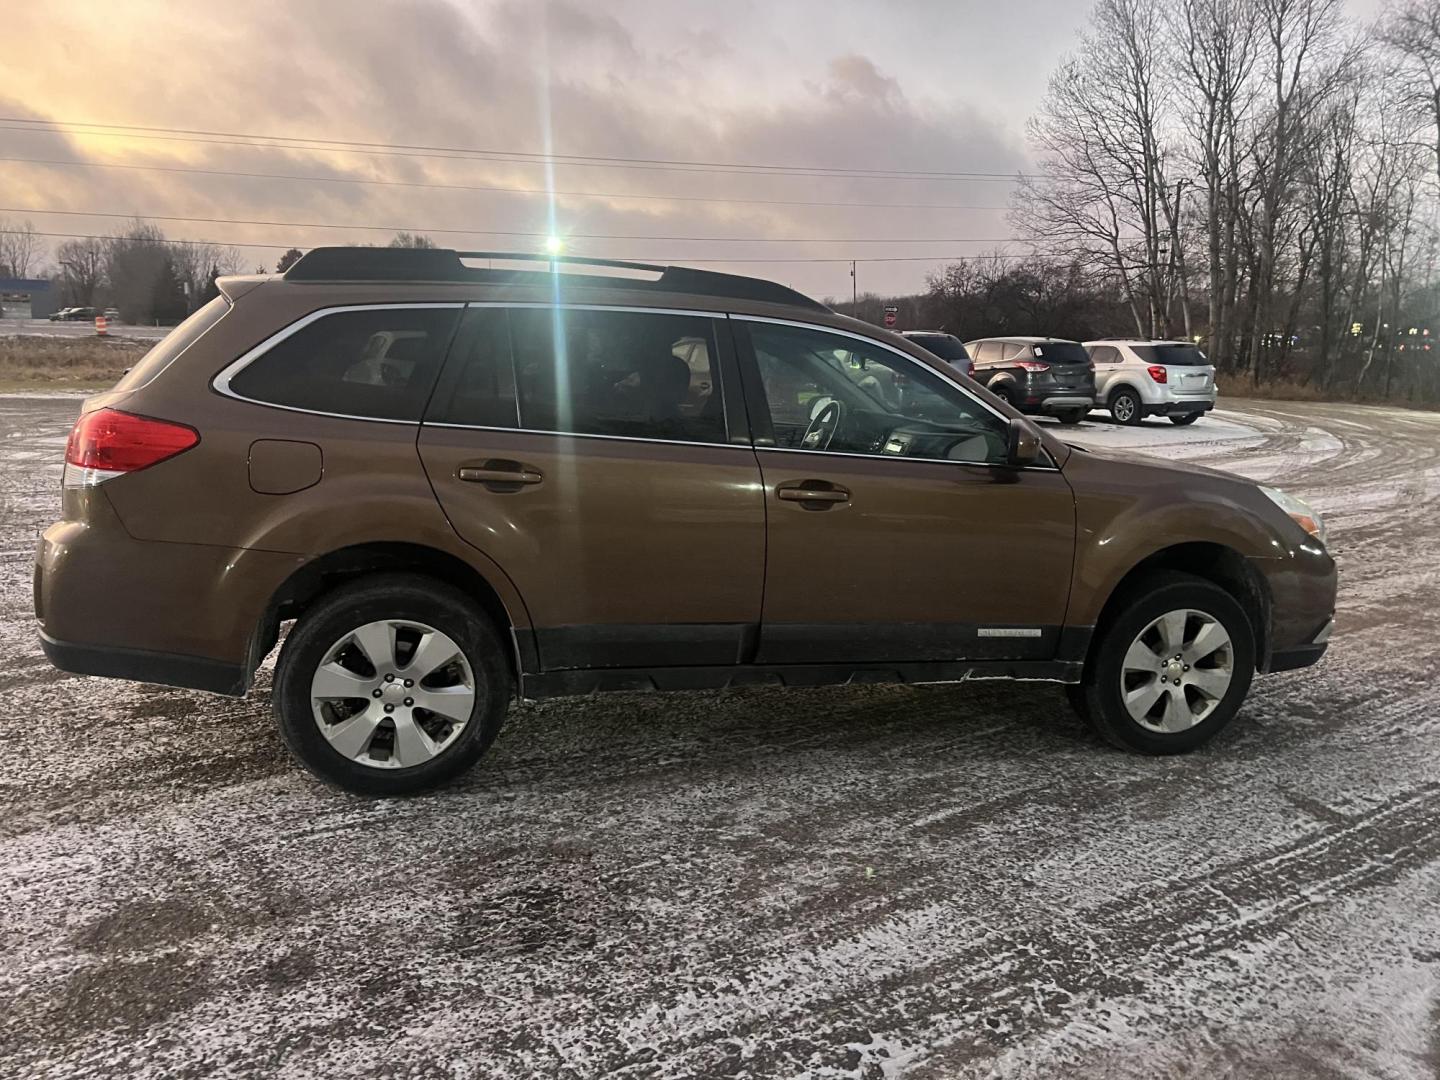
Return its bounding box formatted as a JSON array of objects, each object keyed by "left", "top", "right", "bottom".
[
  {"left": 1107, "top": 380, "right": 1144, "bottom": 404},
  {"left": 248, "top": 541, "right": 532, "bottom": 688},
  {"left": 1085, "top": 541, "right": 1271, "bottom": 671}
]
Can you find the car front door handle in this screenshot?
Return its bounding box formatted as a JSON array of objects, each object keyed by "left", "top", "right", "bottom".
[{"left": 776, "top": 481, "right": 850, "bottom": 506}]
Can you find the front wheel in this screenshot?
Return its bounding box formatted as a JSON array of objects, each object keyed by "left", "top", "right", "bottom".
[
  {"left": 273, "top": 573, "right": 513, "bottom": 795},
  {"left": 1071, "top": 572, "right": 1255, "bottom": 754},
  {"left": 1170, "top": 412, "right": 1201, "bottom": 426}
]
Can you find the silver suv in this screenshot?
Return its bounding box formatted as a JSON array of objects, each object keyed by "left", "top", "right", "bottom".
[{"left": 1085, "top": 339, "right": 1217, "bottom": 426}]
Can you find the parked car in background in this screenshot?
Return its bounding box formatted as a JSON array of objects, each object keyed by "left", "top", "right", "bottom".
[
  {"left": 900, "top": 330, "right": 975, "bottom": 377},
  {"left": 35, "top": 247, "right": 1334, "bottom": 794},
  {"left": 103, "top": 307, "right": 122, "bottom": 323},
  {"left": 49, "top": 306, "right": 97, "bottom": 322},
  {"left": 1086, "top": 339, "right": 1218, "bottom": 426},
  {"left": 963, "top": 336, "right": 1095, "bottom": 425}
]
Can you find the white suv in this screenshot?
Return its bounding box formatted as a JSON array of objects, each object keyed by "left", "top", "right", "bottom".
[{"left": 1085, "top": 340, "right": 1218, "bottom": 426}]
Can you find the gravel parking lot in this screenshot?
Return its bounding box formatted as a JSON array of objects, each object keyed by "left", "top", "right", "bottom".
[{"left": 2, "top": 395, "right": 1437, "bottom": 1079}]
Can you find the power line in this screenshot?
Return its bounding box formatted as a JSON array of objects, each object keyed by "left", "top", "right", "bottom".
[
  {"left": 0, "top": 156, "right": 1012, "bottom": 212},
  {"left": 0, "top": 205, "right": 1026, "bottom": 245},
  {"left": 1, "top": 227, "right": 1065, "bottom": 263},
  {"left": 0, "top": 116, "right": 1036, "bottom": 182}
]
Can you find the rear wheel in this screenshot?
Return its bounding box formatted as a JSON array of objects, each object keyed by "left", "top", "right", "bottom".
[
  {"left": 1070, "top": 572, "right": 1255, "bottom": 754},
  {"left": 274, "top": 573, "right": 512, "bottom": 795},
  {"left": 1056, "top": 408, "right": 1086, "bottom": 425},
  {"left": 1110, "top": 388, "right": 1142, "bottom": 426},
  {"left": 1170, "top": 412, "right": 1201, "bottom": 426},
  {"left": 991, "top": 383, "right": 1016, "bottom": 407}
]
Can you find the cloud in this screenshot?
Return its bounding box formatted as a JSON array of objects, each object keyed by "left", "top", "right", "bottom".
[{"left": 0, "top": 0, "right": 1031, "bottom": 294}]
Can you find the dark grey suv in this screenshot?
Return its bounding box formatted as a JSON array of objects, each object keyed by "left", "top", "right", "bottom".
[{"left": 964, "top": 336, "right": 1096, "bottom": 425}]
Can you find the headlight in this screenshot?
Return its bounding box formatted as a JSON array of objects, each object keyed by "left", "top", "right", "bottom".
[{"left": 1260, "top": 485, "right": 1327, "bottom": 547}]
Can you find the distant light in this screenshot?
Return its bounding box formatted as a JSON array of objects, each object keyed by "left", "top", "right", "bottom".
[{"left": 544, "top": 236, "right": 564, "bottom": 256}]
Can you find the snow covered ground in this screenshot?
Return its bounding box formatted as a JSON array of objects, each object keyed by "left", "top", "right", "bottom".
[{"left": 1, "top": 396, "right": 1437, "bottom": 1079}]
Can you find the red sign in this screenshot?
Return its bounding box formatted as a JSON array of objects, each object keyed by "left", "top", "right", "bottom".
[{"left": 883, "top": 306, "right": 898, "bottom": 328}]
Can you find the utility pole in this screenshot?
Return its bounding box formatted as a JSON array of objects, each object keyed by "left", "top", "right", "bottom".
[{"left": 851, "top": 260, "right": 857, "bottom": 309}]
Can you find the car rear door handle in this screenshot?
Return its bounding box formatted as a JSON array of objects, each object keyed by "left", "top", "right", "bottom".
[
  {"left": 458, "top": 461, "right": 543, "bottom": 489},
  {"left": 776, "top": 481, "right": 850, "bottom": 505}
]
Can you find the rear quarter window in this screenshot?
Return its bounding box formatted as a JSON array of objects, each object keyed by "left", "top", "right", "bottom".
[{"left": 224, "top": 306, "right": 461, "bottom": 421}]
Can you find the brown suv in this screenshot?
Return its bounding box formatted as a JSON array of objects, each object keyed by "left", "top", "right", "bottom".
[{"left": 35, "top": 248, "right": 1336, "bottom": 794}]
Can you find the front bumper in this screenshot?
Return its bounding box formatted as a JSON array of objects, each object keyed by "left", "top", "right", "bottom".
[{"left": 1253, "top": 539, "right": 1337, "bottom": 673}]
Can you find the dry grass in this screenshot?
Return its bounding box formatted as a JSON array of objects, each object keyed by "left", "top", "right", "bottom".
[
  {"left": 1229, "top": 375, "right": 1440, "bottom": 411},
  {"left": 0, "top": 336, "right": 150, "bottom": 392}
]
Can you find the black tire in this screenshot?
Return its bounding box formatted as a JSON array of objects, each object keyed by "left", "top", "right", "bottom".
[
  {"left": 1074, "top": 572, "right": 1255, "bottom": 755},
  {"left": 991, "top": 385, "right": 1015, "bottom": 407},
  {"left": 1056, "top": 408, "right": 1086, "bottom": 425},
  {"left": 273, "top": 573, "right": 512, "bottom": 795},
  {"left": 1109, "top": 388, "right": 1143, "bottom": 426},
  {"left": 1170, "top": 412, "right": 1201, "bottom": 426}
]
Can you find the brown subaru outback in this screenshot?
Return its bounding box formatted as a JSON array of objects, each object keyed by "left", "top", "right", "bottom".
[{"left": 35, "top": 248, "right": 1336, "bottom": 794}]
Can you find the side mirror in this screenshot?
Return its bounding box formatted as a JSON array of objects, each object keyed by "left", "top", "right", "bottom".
[{"left": 1006, "top": 417, "right": 1043, "bottom": 467}]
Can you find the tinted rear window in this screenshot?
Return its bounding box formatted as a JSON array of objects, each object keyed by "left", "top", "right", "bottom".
[
  {"left": 1032, "top": 341, "right": 1089, "bottom": 365},
  {"left": 906, "top": 333, "right": 969, "bottom": 362},
  {"left": 1132, "top": 344, "right": 1209, "bottom": 366},
  {"left": 428, "top": 306, "right": 726, "bottom": 444},
  {"left": 113, "top": 296, "right": 230, "bottom": 392},
  {"left": 227, "top": 306, "right": 460, "bottom": 420}
]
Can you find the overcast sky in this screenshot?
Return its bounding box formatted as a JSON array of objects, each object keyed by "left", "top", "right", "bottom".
[{"left": 2, "top": 0, "right": 1390, "bottom": 299}]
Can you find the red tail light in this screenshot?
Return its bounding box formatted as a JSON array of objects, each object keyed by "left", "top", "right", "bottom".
[
  {"left": 1147, "top": 365, "right": 1168, "bottom": 384},
  {"left": 1017, "top": 361, "right": 1050, "bottom": 372},
  {"left": 65, "top": 408, "right": 199, "bottom": 476}
]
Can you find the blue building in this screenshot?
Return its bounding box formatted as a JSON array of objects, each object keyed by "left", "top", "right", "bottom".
[{"left": 0, "top": 277, "right": 59, "bottom": 319}]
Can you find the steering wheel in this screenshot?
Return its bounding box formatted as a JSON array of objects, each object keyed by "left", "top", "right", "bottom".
[{"left": 801, "top": 397, "right": 845, "bottom": 451}]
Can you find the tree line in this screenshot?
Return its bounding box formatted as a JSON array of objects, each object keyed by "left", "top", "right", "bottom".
[
  {"left": 841, "top": 0, "right": 1440, "bottom": 405},
  {"left": 0, "top": 220, "right": 439, "bottom": 325}
]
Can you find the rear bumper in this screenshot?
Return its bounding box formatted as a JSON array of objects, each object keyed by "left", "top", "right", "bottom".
[
  {"left": 1033, "top": 394, "right": 1095, "bottom": 414},
  {"left": 39, "top": 632, "right": 247, "bottom": 696},
  {"left": 1145, "top": 399, "right": 1215, "bottom": 417},
  {"left": 34, "top": 499, "right": 302, "bottom": 694}
]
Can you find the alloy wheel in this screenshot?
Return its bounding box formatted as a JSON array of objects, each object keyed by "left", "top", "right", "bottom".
[
  {"left": 1119, "top": 608, "right": 1234, "bottom": 733},
  {"left": 309, "top": 619, "right": 476, "bottom": 769}
]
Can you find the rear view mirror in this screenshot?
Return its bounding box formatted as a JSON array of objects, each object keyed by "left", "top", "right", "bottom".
[{"left": 1006, "top": 417, "right": 1043, "bottom": 467}]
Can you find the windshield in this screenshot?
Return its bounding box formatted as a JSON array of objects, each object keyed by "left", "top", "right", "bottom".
[
  {"left": 1032, "top": 341, "right": 1090, "bottom": 365},
  {"left": 1132, "top": 344, "right": 1209, "bottom": 366},
  {"left": 906, "top": 333, "right": 970, "bottom": 362}
]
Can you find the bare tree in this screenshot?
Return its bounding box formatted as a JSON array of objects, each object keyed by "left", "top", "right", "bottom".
[
  {"left": 0, "top": 217, "right": 43, "bottom": 278},
  {"left": 56, "top": 237, "right": 105, "bottom": 307},
  {"left": 1378, "top": 0, "right": 1440, "bottom": 189},
  {"left": 1014, "top": 0, "right": 1185, "bottom": 337},
  {"left": 1173, "top": 0, "right": 1261, "bottom": 367},
  {"left": 389, "top": 232, "right": 437, "bottom": 248}
]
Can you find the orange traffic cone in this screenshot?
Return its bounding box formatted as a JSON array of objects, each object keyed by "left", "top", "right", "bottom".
[{"left": 95, "top": 314, "right": 108, "bottom": 336}]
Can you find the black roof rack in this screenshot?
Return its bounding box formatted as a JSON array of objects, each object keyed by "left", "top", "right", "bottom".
[{"left": 282, "top": 247, "right": 828, "bottom": 311}]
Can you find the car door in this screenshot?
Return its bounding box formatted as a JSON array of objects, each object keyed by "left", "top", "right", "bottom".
[
  {"left": 418, "top": 304, "right": 765, "bottom": 671},
  {"left": 735, "top": 317, "right": 1077, "bottom": 664}
]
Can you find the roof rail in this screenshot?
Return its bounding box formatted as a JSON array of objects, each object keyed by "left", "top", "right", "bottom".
[{"left": 282, "top": 247, "right": 828, "bottom": 311}]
